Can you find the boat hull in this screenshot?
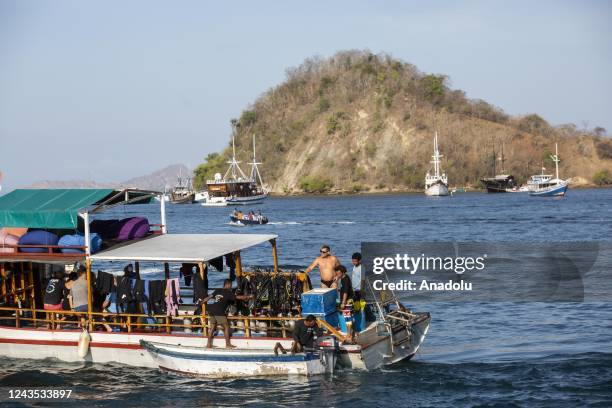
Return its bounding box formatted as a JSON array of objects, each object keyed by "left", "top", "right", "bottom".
[
  {"left": 424, "top": 183, "right": 449, "bottom": 196},
  {"left": 170, "top": 193, "right": 196, "bottom": 204},
  {"left": 529, "top": 183, "right": 568, "bottom": 197},
  {"left": 226, "top": 194, "right": 268, "bottom": 205},
  {"left": 140, "top": 341, "right": 328, "bottom": 377}
]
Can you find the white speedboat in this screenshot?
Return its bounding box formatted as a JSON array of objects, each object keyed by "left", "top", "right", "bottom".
[{"left": 424, "top": 131, "right": 449, "bottom": 196}]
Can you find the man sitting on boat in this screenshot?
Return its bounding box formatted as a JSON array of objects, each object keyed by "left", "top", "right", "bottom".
[
  {"left": 291, "top": 314, "right": 322, "bottom": 353},
  {"left": 202, "top": 279, "right": 253, "bottom": 348},
  {"left": 304, "top": 244, "right": 341, "bottom": 288}
]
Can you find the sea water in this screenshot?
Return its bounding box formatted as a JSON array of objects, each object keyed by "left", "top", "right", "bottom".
[{"left": 1, "top": 189, "right": 611, "bottom": 406}]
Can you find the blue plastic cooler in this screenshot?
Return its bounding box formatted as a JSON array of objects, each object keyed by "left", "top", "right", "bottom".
[{"left": 300, "top": 288, "right": 337, "bottom": 315}]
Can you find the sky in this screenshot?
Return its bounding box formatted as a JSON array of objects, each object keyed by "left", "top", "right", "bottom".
[{"left": 0, "top": 0, "right": 610, "bottom": 192}]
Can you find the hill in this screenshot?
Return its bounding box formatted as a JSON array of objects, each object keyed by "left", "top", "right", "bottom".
[
  {"left": 193, "top": 50, "right": 612, "bottom": 193},
  {"left": 26, "top": 164, "right": 190, "bottom": 192}
]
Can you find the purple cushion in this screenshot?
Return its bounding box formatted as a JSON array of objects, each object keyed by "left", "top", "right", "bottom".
[
  {"left": 117, "top": 217, "right": 150, "bottom": 241},
  {"left": 18, "top": 230, "right": 59, "bottom": 253}
]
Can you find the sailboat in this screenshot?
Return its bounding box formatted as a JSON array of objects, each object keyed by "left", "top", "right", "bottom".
[
  {"left": 424, "top": 131, "right": 449, "bottom": 196},
  {"left": 480, "top": 143, "right": 517, "bottom": 193},
  {"left": 529, "top": 143, "right": 568, "bottom": 197},
  {"left": 201, "top": 135, "right": 268, "bottom": 206}
]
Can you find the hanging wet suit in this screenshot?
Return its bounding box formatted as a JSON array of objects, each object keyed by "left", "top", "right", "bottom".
[
  {"left": 192, "top": 264, "right": 209, "bottom": 315},
  {"left": 116, "top": 276, "right": 137, "bottom": 313},
  {"left": 133, "top": 279, "right": 147, "bottom": 314},
  {"left": 225, "top": 253, "right": 236, "bottom": 282},
  {"left": 95, "top": 271, "right": 114, "bottom": 296},
  {"left": 148, "top": 280, "right": 166, "bottom": 315},
  {"left": 179, "top": 263, "right": 195, "bottom": 287},
  {"left": 165, "top": 278, "right": 182, "bottom": 317}
]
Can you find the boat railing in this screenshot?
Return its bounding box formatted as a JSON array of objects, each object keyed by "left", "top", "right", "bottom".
[{"left": 0, "top": 305, "right": 345, "bottom": 341}]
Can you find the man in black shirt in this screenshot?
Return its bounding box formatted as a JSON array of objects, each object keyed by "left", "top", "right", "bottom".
[
  {"left": 203, "top": 279, "right": 252, "bottom": 348},
  {"left": 334, "top": 265, "right": 355, "bottom": 342},
  {"left": 291, "top": 314, "right": 322, "bottom": 353}
]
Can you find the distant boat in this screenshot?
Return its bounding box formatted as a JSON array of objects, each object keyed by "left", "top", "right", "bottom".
[
  {"left": 170, "top": 173, "right": 196, "bottom": 204},
  {"left": 480, "top": 143, "right": 517, "bottom": 193},
  {"left": 201, "top": 135, "right": 268, "bottom": 206},
  {"left": 424, "top": 132, "right": 449, "bottom": 196},
  {"left": 529, "top": 143, "right": 568, "bottom": 197}
]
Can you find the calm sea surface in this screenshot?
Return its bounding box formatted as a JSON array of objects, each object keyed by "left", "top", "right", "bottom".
[{"left": 1, "top": 189, "right": 612, "bottom": 407}]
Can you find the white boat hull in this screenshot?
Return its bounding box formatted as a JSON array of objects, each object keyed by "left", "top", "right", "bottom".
[
  {"left": 140, "top": 341, "right": 329, "bottom": 377},
  {"left": 425, "top": 183, "right": 449, "bottom": 196}
]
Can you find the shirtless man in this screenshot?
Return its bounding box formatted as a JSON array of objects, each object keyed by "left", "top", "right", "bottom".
[{"left": 305, "top": 244, "right": 341, "bottom": 288}]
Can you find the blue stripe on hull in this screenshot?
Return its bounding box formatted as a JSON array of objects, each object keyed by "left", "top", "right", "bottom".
[{"left": 529, "top": 184, "right": 568, "bottom": 197}]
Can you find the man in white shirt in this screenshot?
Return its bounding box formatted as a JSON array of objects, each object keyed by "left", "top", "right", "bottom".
[{"left": 351, "top": 252, "right": 362, "bottom": 299}]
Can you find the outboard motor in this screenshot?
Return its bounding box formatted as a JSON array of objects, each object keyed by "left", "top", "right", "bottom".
[{"left": 315, "top": 335, "right": 339, "bottom": 374}]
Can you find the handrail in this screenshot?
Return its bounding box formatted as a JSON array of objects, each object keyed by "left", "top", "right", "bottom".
[{"left": 0, "top": 305, "right": 347, "bottom": 341}]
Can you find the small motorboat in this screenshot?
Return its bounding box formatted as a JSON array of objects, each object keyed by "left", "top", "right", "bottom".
[
  {"left": 529, "top": 143, "right": 568, "bottom": 197},
  {"left": 230, "top": 213, "right": 268, "bottom": 225},
  {"left": 140, "top": 339, "right": 338, "bottom": 377}
]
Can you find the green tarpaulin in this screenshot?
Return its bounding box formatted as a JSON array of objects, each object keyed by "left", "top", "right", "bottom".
[{"left": 0, "top": 189, "right": 115, "bottom": 229}]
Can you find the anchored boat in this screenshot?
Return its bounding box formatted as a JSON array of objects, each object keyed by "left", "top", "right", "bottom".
[
  {"left": 529, "top": 143, "right": 568, "bottom": 197},
  {"left": 202, "top": 135, "right": 268, "bottom": 206},
  {"left": 480, "top": 143, "right": 517, "bottom": 193},
  {"left": 424, "top": 131, "right": 449, "bottom": 196},
  {"left": 0, "top": 188, "right": 430, "bottom": 376}
]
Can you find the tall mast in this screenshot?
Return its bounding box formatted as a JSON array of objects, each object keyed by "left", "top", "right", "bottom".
[
  {"left": 224, "top": 134, "right": 248, "bottom": 180},
  {"left": 552, "top": 143, "right": 560, "bottom": 180},
  {"left": 248, "top": 134, "right": 265, "bottom": 186},
  {"left": 431, "top": 131, "right": 442, "bottom": 178},
  {"left": 499, "top": 143, "right": 505, "bottom": 174}
]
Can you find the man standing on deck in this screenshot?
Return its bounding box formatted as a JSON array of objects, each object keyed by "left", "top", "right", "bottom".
[
  {"left": 305, "top": 244, "right": 341, "bottom": 288},
  {"left": 203, "top": 279, "right": 252, "bottom": 348}
]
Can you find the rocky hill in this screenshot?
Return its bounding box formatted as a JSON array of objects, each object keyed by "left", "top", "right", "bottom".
[{"left": 194, "top": 50, "right": 612, "bottom": 193}]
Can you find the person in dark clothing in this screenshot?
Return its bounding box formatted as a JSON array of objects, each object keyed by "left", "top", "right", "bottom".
[
  {"left": 333, "top": 265, "right": 354, "bottom": 309},
  {"left": 334, "top": 265, "right": 355, "bottom": 342},
  {"left": 43, "top": 271, "right": 65, "bottom": 311},
  {"left": 202, "top": 279, "right": 252, "bottom": 348},
  {"left": 291, "top": 315, "right": 322, "bottom": 353}
]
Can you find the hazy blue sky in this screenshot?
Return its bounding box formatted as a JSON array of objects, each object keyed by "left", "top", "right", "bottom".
[{"left": 1, "top": 1, "right": 610, "bottom": 192}]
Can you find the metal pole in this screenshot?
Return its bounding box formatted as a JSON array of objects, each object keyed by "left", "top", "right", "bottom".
[
  {"left": 86, "top": 259, "right": 93, "bottom": 328},
  {"left": 160, "top": 194, "right": 167, "bottom": 234},
  {"left": 82, "top": 212, "right": 91, "bottom": 256}
]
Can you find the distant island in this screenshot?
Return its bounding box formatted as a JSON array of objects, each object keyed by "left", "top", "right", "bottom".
[
  {"left": 193, "top": 50, "right": 612, "bottom": 194},
  {"left": 26, "top": 164, "right": 190, "bottom": 192}
]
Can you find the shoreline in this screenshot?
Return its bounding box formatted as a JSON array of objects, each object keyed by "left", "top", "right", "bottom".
[{"left": 266, "top": 184, "right": 610, "bottom": 198}]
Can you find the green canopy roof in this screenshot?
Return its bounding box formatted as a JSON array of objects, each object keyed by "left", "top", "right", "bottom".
[{"left": 0, "top": 188, "right": 159, "bottom": 229}]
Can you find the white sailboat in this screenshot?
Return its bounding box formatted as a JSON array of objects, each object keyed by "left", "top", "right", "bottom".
[{"left": 424, "top": 132, "right": 449, "bottom": 196}]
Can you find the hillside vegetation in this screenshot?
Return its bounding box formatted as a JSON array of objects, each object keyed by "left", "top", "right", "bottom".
[{"left": 194, "top": 50, "right": 612, "bottom": 193}]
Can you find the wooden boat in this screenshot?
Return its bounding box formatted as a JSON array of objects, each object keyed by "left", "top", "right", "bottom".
[
  {"left": 170, "top": 175, "right": 196, "bottom": 204},
  {"left": 0, "top": 188, "right": 431, "bottom": 375},
  {"left": 424, "top": 131, "right": 449, "bottom": 196},
  {"left": 202, "top": 135, "right": 268, "bottom": 206},
  {"left": 529, "top": 144, "right": 568, "bottom": 197},
  {"left": 480, "top": 143, "right": 517, "bottom": 193},
  {"left": 140, "top": 340, "right": 337, "bottom": 377}
]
